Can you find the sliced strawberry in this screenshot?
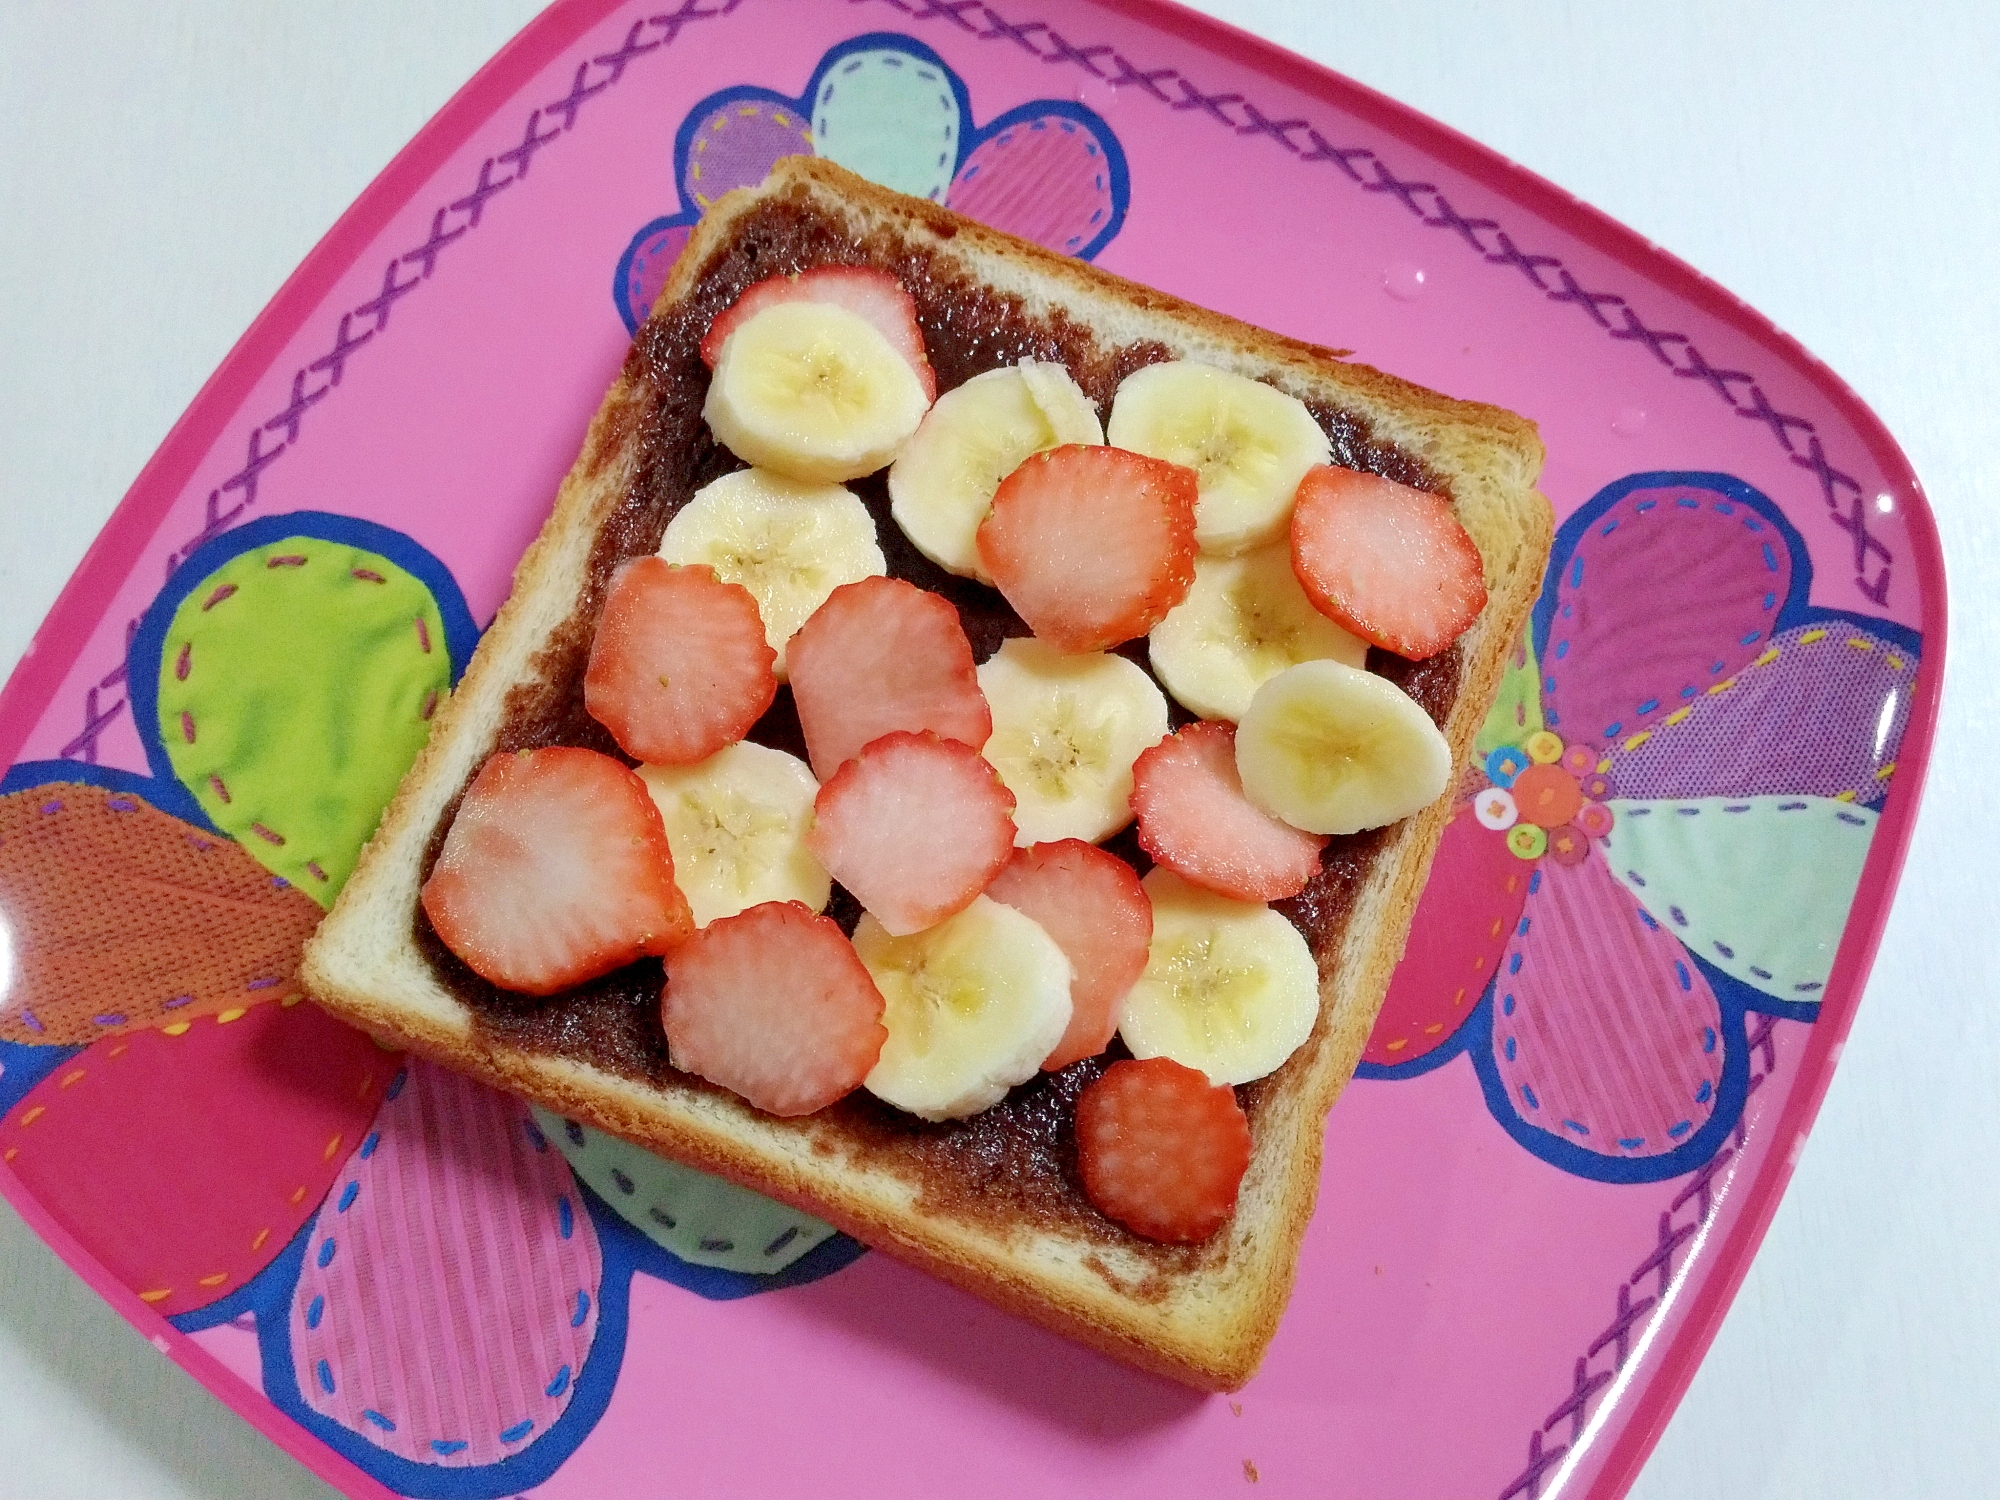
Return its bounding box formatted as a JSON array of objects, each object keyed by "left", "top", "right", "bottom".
[
  {"left": 786, "top": 576, "right": 991, "bottom": 780},
  {"left": 699, "top": 266, "right": 937, "bottom": 401},
  {"left": 662, "top": 901, "right": 888, "bottom": 1116},
  {"left": 976, "top": 445, "right": 1198, "bottom": 653},
  {"left": 1289, "top": 464, "right": 1486, "bottom": 660},
  {"left": 806, "top": 730, "right": 1015, "bottom": 936},
  {"left": 1131, "top": 721, "right": 1328, "bottom": 901},
  {"left": 985, "top": 840, "right": 1152, "bottom": 1071},
  {"left": 422, "top": 747, "right": 693, "bottom": 995},
  {"left": 584, "top": 557, "right": 777, "bottom": 766},
  {"left": 1075, "top": 1057, "right": 1252, "bottom": 1243}
]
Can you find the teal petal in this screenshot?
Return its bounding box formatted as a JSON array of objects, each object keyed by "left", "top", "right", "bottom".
[
  {"left": 810, "top": 48, "right": 961, "bottom": 202},
  {"left": 1601, "top": 796, "right": 1877, "bottom": 1001},
  {"left": 534, "top": 1109, "right": 836, "bottom": 1274}
]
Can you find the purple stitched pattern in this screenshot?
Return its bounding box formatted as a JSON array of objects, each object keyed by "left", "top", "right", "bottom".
[
  {"left": 856, "top": 0, "right": 1895, "bottom": 610},
  {"left": 1493, "top": 1024, "right": 1791, "bottom": 1497}
]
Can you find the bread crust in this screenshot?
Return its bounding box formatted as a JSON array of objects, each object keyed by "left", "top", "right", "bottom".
[{"left": 300, "top": 158, "right": 1551, "bottom": 1391}]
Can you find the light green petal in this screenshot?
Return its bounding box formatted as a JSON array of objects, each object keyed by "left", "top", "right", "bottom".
[
  {"left": 1476, "top": 628, "right": 1544, "bottom": 758},
  {"left": 1601, "top": 796, "right": 1877, "bottom": 1001},
  {"left": 810, "top": 48, "right": 960, "bottom": 201}
]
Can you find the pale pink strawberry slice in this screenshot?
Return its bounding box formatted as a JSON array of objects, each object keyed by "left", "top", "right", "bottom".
[
  {"left": 584, "top": 558, "right": 777, "bottom": 766},
  {"left": 699, "top": 265, "right": 937, "bottom": 402},
  {"left": 662, "top": 901, "right": 888, "bottom": 1116},
  {"left": 422, "top": 747, "right": 693, "bottom": 994},
  {"left": 805, "top": 731, "right": 1016, "bottom": 936},
  {"left": 1130, "top": 721, "right": 1328, "bottom": 901},
  {"left": 976, "top": 445, "right": 1198, "bottom": 652},
  {"left": 1076, "top": 1057, "right": 1252, "bottom": 1243},
  {"left": 786, "top": 576, "right": 991, "bottom": 780},
  {"left": 1290, "top": 464, "right": 1486, "bottom": 660},
  {"left": 985, "top": 840, "right": 1152, "bottom": 1071}
]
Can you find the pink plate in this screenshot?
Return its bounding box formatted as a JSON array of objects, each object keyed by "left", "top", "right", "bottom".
[{"left": 0, "top": 2, "right": 1943, "bottom": 1498}]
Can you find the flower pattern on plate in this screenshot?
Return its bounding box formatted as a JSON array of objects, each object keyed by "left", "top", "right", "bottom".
[{"left": 1361, "top": 472, "right": 1921, "bottom": 1182}]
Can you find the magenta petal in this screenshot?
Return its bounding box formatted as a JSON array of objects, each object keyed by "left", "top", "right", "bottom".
[
  {"left": 1606, "top": 622, "right": 1917, "bottom": 803},
  {"left": 947, "top": 112, "right": 1118, "bottom": 256},
  {"left": 1543, "top": 484, "right": 1790, "bottom": 745},
  {"left": 1490, "top": 856, "right": 1724, "bottom": 1156},
  {"left": 289, "top": 1060, "right": 600, "bottom": 1467},
  {"left": 619, "top": 221, "right": 692, "bottom": 334}
]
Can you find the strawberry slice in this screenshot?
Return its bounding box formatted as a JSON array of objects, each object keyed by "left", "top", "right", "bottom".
[
  {"left": 1130, "top": 721, "right": 1328, "bottom": 901},
  {"left": 699, "top": 266, "right": 937, "bottom": 401},
  {"left": 422, "top": 747, "right": 693, "bottom": 995},
  {"left": 662, "top": 901, "right": 888, "bottom": 1116},
  {"left": 976, "top": 445, "right": 1198, "bottom": 653},
  {"left": 1289, "top": 464, "right": 1486, "bottom": 660},
  {"left": 786, "top": 576, "right": 991, "bottom": 780},
  {"left": 985, "top": 840, "right": 1153, "bottom": 1071},
  {"left": 806, "top": 730, "right": 1016, "bottom": 936},
  {"left": 584, "top": 557, "right": 777, "bottom": 766},
  {"left": 1075, "top": 1056, "right": 1252, "bottom": 1243}
]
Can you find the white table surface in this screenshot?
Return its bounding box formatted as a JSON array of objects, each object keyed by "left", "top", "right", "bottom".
[{"left": 1, "top": 3, "right": 1994, "bottom": 1496}]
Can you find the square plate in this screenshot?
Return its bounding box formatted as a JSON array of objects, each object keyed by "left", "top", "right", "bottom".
[{"left": 0, "top": 3, "right": 1942, "bottom": 1497}]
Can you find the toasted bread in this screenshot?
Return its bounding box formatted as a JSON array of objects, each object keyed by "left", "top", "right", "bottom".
[{"left": 300, "top": 158, "right": 1550, "bottom": 1390}]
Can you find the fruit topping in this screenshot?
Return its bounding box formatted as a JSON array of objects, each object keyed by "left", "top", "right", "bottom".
[
  {"left": 1075, "top": 1056, "right": 1252, "bottom": 1243},
  {"left": 1131, "top": 721, "right": 1328, "bottom": 902},
  {"left": 1106, "top": 361, "right": 1331, "bottom": 556},
  {"left": 984, "top": 840, "right": 1153, "bottom": 1071},
  {"left": 1119, "top": 868, "right": 1319, "bottom": 1086},
  {"left": 583, "top": 558, "right": 777, "bottom": 766},
  {"left": 976, "top": 444, "right": 1198, "bottom": 653},
  {"left": 786, "top": 575, "right": 992, "bottom": 780},
  {"left": 700, "top": 266, "right": 937, "bottom": 401},
  {"left": 853, "top": 896, "right": 1073, "bottom": 1120},
  {"left": 422, "top": 747, "right": 693, "bottom": 994},
  {"left": 638, "top": 742, "right": 829, "bottom": 928},
  {"left": 975, "top": 637, "right": 1168, "bottom": 846},
  {"left": 805, "top": 730, "right": 1017, "bottom": 936},
  {"left": 662, "top": 901, "right": 888, "bottom": 1116},
  {"left": 1234, "top": 658, "right": 1452, "bottom": 836},
  {"left": 1289, "top": 464, "right": 1487, "bottom": 660}
]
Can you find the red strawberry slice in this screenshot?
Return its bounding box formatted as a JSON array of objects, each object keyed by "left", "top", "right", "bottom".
[
  {"left": 805, "top": 731, "right": 1016, "bottom": 936},
  {"left": 1289, "top": 464, "right": 1487, "bottom": 660},
  {"left": 985, "top": 840, "right": 1153, "bottom": 1071},
  {"left": 786, "top": 576, "right": 991, "bottom": 780},
  {"left": 1131, "top": 721, "right": 1328, "bottom": 901},
  {"left": 1075, "top": 1056, "right": 1252, "bottom": 1243},
  {"left": 422, "top": 747, "right": 693, "bottom": 994},
  {"left": 584, "top": 558, "right": 777, "bottom": 766},
  {"left": 976, "top": 445, "right": 1198, "bottom": 653},
  {"left": 662, "top": 901, "right": 888, "bottom": 1116},
  {"left": 699, "top": 266, "right": 937, "bottom": 402}
]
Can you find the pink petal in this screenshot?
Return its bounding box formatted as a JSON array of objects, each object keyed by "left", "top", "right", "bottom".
[{"left": 947, "top": 112, "right": 1119, "bottom": 256}]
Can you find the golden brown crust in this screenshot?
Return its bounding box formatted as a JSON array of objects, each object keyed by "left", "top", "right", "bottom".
[{"left": 301, "top": 157, "right": 1550, "bottom": 1391}]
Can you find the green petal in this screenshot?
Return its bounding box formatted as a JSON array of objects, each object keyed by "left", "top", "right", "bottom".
[{"left": 1476, "top": 627, "right": 1544, "bottom": 758}]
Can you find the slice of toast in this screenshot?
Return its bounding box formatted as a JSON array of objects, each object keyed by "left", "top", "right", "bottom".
[{"left": 301, "top": 158, "right": 1550, "bottom": 1390}]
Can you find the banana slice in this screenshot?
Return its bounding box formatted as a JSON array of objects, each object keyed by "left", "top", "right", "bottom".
[
  {"left": 704, "top": 301, "right": 931, "bottom": 483},
  {"left": 1106, "top": 361, "right": 1331, "bottom": 555},
  {"left": 659, "top": 467, "right": 886, "bottom": 677},
  {"left": 1148, "top": 544, "right": 1368, "bottom": 722},
  {"left": 638, "top": 743, "right": 830, "bottom": 927},
  {"left": 888, "top": 361, "right": 1102, "bottom": 580},
  {"left": 1234, "top": 658, "right": 1452, "bottom": 835},
  {"left": 976, "top": 637, "right": 1169, "bottom": 846},
  {"left": 855, "top": 896, "right": 1074, "bottom": 1120},
  {"left": 1119, "top": 867, "right": 1319, "bottom": 1086}
]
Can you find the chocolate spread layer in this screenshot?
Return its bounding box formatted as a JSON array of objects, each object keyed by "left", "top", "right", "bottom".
[{"left": 414, "top": 198, "right": 1460, "bottom": 1269}]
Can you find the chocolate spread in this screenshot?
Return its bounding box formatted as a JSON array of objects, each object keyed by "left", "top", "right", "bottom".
[{"left": 413, "top": 197, "right": 1460, "bottom": 1269}]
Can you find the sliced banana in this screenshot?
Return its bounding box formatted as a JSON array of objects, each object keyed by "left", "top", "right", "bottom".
[
  {"left": 887, "top": 361, "right": 1102, "bottom": 580},
  {"left": 1234, "top": 658, "right": 1452, "bottom": 836},
  {"left": 1120, "top": 867, "right": 1319, "bottom": 1086},
  {"left": 976, "top": 637, "right": 1169, "bottom": 846},
  {"left": 638, "top": 742, "right": 830, "bottom": 928},
  {"left": 1106, "top": 361, "right": 1331, "bottom": 556},
  {"left": 659, "top": 467, "right": 886, "bottom": 677},
  {"left": 1148, "top": 544, "right": 1368, "bottom": 722},
  {"left": 855, "top": 896, "right": 1073, "bottom": 1121},
  {"left": 704, "top": 301, "right": 931, "bottom": 483}
]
